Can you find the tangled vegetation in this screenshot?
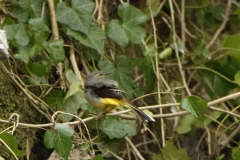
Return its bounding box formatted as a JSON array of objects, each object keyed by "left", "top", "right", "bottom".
[{"left": 1, "top": 0, "right": 240, "bottom": 159}]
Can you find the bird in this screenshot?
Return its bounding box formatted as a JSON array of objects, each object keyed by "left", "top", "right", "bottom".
[{"left": 84, "top": 71, "right": 155, "bottom": 122}]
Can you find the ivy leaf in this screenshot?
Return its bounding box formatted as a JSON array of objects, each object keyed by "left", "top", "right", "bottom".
[
  {"left": 144, "top": 0, "right": 160, "bottom": 18},
  {"left": 26, "top": 62, "right": 47, "bottom": 77},
  {"left": 71, "top": 0, "right": 95, "bottom": 15},
  {"left": 42, "top": 90, "right": 66, "bottom": 110},
  {"left": 93, "top": 155, "right": 104, "bottom": 160},
  {"left": 0, "top": 132, "right": 24, "bottom": 158},
  {"left": 106, "top": 20, "right": 128, "bottom": 47},
  {"left": 44, "top": 124, "right": 73, "bottom": 160},
  {"left": 180, "top": 96, "right": 207, "bottom": 122},
  {"left": 152, "top": 141, "right": 189, "bottom": 160},
  {"left": 65, "top": 81, "right": 81, "bottom": 100},
  {"left": 9, "top": 3, "right": 29, "bottom": 23},
  {"left": 54, "top": 123, "right": 74, "bottom": 137},
  {"left": 175, "top": 114, "right": 195, "bottom": 134},
  {"left": 99, "top": 117, "right": 137, "bottom": 139},
  {"left": 3, "top": 24, "right": 29, "bottom": 46},
  {"left": 43, "top": 40, "right": 65, "bottom": 64},
  {"left": 56, "top": 0, "right": 94, "bottom": 35},
  {"left": 106, "top": 3, "right": 147, "bottom": 47},
  {"left": 62, "top": 90, "right": 87, "bottom": 122},
  {"left": 28, "top": 18, "right": 50, "bottom": 45},
  {"left": 14, "top": 50, "right": 29, "bottom": 64},
  {"left": 234, "top": 71, "right": 240, "bottom": 86},
  {"left": 216, "top": 154, "right": 225, "bottom": 160},
  {"left": 65, "top": 69, "right": 81, "bottom": 84},
  {"left": 29, "top": 0, "right": 46, "bottom": 17},
  {"left": 119, "top": 3, "right": 147, "bottom": 25},
  {"left": 223, "top": 34, "right": 240, "bottom": 68},
  {"left": 132, "top": 57, "right": 155, "bottom": 86},
  {"left": 67, "top": 26, "right": 105, "bottom": 54},
  {"left": 98, "top": 56, "right": 134, "bottom": 100},
  {"left": 232, "top": 147, "right": 240, "bottom": 160}
]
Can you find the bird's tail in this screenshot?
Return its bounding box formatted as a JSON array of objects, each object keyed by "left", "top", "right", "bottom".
[{"left": 125, "top": 103, "right": 155, "bottom": 122}]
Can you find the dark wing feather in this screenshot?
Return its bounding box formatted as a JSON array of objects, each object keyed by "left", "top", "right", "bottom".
[
  {"left": 85, "top": 77, "right": 124, "bottom": 100},
  {"left": 93, "top": 87, "right": 124, "bottom": 100}
]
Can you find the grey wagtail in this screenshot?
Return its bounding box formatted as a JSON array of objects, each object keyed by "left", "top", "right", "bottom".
[{"left": 84, "top": 71, "right": 155, "bottom": 122}]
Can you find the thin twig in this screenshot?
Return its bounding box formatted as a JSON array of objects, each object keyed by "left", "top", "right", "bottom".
[
  {"left": 1, "top": 92, "right": 240, "bottom": 128},
  {"left": 47, "top": 0, "right": 66, "bottom": 90},
  {"left": 206, "top": 0, "right": 231, "bottom": 48},
  {"left": 69, "top": 42, "right": 84, "bottom": 86},
  {"left": 168, "top": 0, "right": 191, "bottom": 96},
  {"left": 181, "top": 0, "right": 186, "bottom": 50},
  {"left": 125, "top": 137, "right": 145, "bottom": 160},
  {"left": 204, "top": 121, "right": 212, "bottom": 155},
  {"left": 148, "top": 0, "right": 165, "bottom": 147}
]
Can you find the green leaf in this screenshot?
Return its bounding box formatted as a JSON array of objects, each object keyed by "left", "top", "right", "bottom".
[
  {"left": 14, "top": 50, "right": 30, "bottom": 64},
  {"left": 93, "top": 155, "right": 104, "bottom": 160},
  {"left": 204, "top": 111, "right": 222, "bottom": 126},
  {"left": 3, "top": 24, "right": 29, "bottom": 46},
  {"left": 65, "top": 69, "right": 80, "bottom": 84},
  {"left": 54, "top": 123, "right": 74, "bottom": 137},
  {"left": 234, "top": 7, "right": 240, "bottom": 14},
  {"left": 28, "top": 18, "right": 50, "bottom": 44},
  {"left": 0, "top": 132, "right": 24, "bottom": 158},
  {"left": 78, "top": 143, "right": 90, "bottom": 151},
  {"left": 67, "top": 26, "right": 105, "bottom": 54},
  {"left": 152, "top": 154, "right": 163, "bottom": 160},
  {"left": 14, "top": 44, "right": 42, "bottom": 64},
  {"left": 144, "top": 0, "right": 160, "bottom": 18},
  {"left": 43, "top": 40, "right": 65, "bottom": 64},
  {"left": 42, "top": 90, "right": 66, "bottom": 110},
  {"left": 201, "top": 62, "right": 236, "bottom": 98},
  {"left": 61, "top": 90, "right": 87, "bottom": 122},
  {"left": 195, "top": 37, "right": 211, "bottom": 57},
  {"left": 106, "top": 20, "right": 128, "bottom": 47},
  {"left": 180, "top": 96, "right": 207, "bottom": 122},
  {"left": 143, "top": 45, "right": 157, "bottom": 56},
  {"left": 211, "top": 4, "right": 225, "bottom": 20},
  {"left": 65, "top": 81, "right": 81, "bottom": 100},
  {"left": 26, "top": 62, "right": 47, "bottom": 77},
  {"left": 216, "top": 154, "right": 225, "bottom": 160},
  {"left": 98, "top": 56, "right": 134, "bottom": 100},
  {"left": 223, "top": 35, "right": 240, "bottom": 68},
  {"left": 124, "top": 25, "right": 146, "bottom": 44},
  {"left": 44, "top": 124, "right": 73, "bottom": 160},
  {"left": 234, "top": 71, "right": 240, "bottom": 86},
  {"left": 175, "top": 114, "right": 195, "bottom": 134},
  {"left": 97, "top": 143, "right": 119, "bottom": 158},
  {"left": 232, "top": 147, "right": 240, "bottom": 160},
  {"left": 71, "top": 0, "right": 95, "bottom": 15},
  {"left": 99, "top": 117, "right": 137, "bottom": 139},
  {"left": 9, "top": 3, "right": 29, "bottom": 23},
  {"left": 56, "top": 0, "right": 94, "bottom": 34},
  {"left": 119, "top": 3, "right": 147, "bottom": 25},
  {"left": 29, "top": 0, "right": 46, "bottom": 17},
  {"left": 132, "top": 57, "right": 155, "bottom": 86},
  {"left": 153, "top": 141, "right": 189, "bottom": 160},
  {"left": 106, "top": 3, "right": 147, "bottom": 47}
]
